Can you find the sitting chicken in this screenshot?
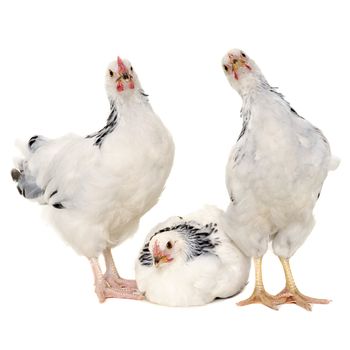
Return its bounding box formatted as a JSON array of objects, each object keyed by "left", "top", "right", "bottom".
[
  {"left": 135, "top": 206, "right": 250, "bottom": 306},
  {"left": 222, "top": 49, "right": 339, "bottom": 310},
  {"left": 11, "top": 57, "right": 174, "bottom": 302}
]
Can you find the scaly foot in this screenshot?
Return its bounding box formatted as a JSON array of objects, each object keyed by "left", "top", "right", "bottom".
[
  {"left": 274, "top": 287, "right": 330, "bottom": 311},
  {"left": 95, "top": 277, "right": 144, "bottom": 303},
  {"left": 237, "top": 288, "right": 280, "bottom": 310},
  {"left": 104, "top": 273, "right": 138, "bottom": 290}
]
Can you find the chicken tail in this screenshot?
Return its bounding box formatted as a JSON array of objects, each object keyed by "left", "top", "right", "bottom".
[
  {"left": 11, "top": 166, "right": 44, "bottom": 199},
  {"left": 28, "top": 135, "right": 48, "bottom": 152}
]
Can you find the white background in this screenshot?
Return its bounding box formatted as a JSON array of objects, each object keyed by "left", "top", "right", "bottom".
[{"left": 0, "top": 0, "right": 349, "bottom": 349}]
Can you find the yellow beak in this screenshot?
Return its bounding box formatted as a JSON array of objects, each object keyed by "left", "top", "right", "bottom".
[{"left": 154, "top": 255, "right": 169, "bottom": 267}]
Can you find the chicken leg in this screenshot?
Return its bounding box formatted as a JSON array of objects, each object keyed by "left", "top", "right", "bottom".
[
  {"left": 237, "top": 257, "right": 279, "bottom": 310},
  {"left": 89, "top": 257, "right": 143, "bottom": 303},
  {"left": 103, "top": 248, "right": 138, "bottom": 290},
  {"left": 274, "top": 257, "right": 330, "bottom": 311}
]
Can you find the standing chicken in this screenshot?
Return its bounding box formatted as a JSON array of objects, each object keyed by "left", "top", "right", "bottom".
[
  {"left": 135, "top": 206, "right": 250, "bottom": 306},
  {"left": 222, "top": 49, "right": 339, "bottom": 310},
  {"left": 11, "top": 57, "right": 174, "bottom": 302}
]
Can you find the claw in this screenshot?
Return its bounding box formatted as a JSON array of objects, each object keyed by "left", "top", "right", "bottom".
[
  {"left": 277, "top": 257, "right": 330, "bottom": 311},
  {"left": 237, "top": 288, "right": 280, "bottom": 310},
  {"left": 104, "top": 273, "right": 138, "bottom": 291},
  {"left": 274, "top": 287, "right": 330, "bottom": 311}
]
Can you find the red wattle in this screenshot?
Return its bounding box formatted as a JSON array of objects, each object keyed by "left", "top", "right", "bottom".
[
  {"left": 234, "top": 71, "right": 239, "bottom": 80},
  {"left": 117, "top": 82, "right": 124, "bottom": 92},
  {"left": 128, "top": 81, "right": 135, "bottom": 89}
]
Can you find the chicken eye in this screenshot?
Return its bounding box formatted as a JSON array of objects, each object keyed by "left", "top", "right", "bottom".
[
  {"left": 241, "top": 52, "right": 246, "bottom": 58},
  {"left": 130, "top": 66, "right": 133, "bottom": 72},
  {"left": 109, "top": 69, "right": 114, "bottom": 77},
  {"left": 166, "top": 241, "right": 173, "bottom": 249},
  {"left": 223, "top": 65, "right": 228, "bottom": 72}
]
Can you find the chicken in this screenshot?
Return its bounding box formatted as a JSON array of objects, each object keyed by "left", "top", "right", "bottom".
[
  {"left": 135, "top": 206, "right": 250, "bottom": 306},
  {"left": 222, "top": 49, "right": 339, "bottom": 310},
  {"left": 11, "top": 57, "right": 174, "bottom": 302}
]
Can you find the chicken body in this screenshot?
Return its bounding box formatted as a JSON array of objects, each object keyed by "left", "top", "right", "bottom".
[
  {"left": 136, "top": 206, "right": 250, "bottom": 306},
  {"left": 13, "top": 58, "right": 174, "bottom": 301},
  {"left": 226, "top": 89, "right": 331, "bottom": 259},
  {"left": 222, "top": 49, "right": 338, "bottom": 310},
  {"left": 41, "top": 100, "right": 174, "bottom": 258}
]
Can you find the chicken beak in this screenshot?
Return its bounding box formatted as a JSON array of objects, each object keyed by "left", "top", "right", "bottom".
[
  {"left": 116, "top": 56, "right": 134, "bottom": 90},
  {"left": 153, "top": 240, "right": 172, "bottom": 267},
  {"left": 154, "top": 255, "right": 170, "bottom": 267},
  {"left": 232, "top": 62, "right": 239, "bottom": 80},
  {"left": 231, "top": 58, "right": 251, "bottom": 80}
]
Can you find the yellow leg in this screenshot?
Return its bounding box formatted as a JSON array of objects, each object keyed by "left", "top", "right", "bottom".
[
  {"left": 275, "top": 257, "right": 330, "bottom": 311},
  {"left": 237, "top": 257, "right": 279, "bottom": 310}
]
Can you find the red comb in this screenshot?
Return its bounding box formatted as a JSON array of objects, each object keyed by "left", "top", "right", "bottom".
[
  {"left": 153, "top": 240, "right": 161, "bottom": 256},
  {"left": 117, "top": 56, "right": 127, "bottom": 73}
]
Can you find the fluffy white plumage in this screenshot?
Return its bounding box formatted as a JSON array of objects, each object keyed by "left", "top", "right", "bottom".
[
  {"left": 135, "top": 206, "right": 250, "bottom": 307},
  {"left": 12, "top": 57, "right": 174, "bottom": 301},
  {"left": 221, "top": 49, "right": 339, "bottom": 309},
  {"left": 222, "top": 49, "right": 338, "bottom": 258}
]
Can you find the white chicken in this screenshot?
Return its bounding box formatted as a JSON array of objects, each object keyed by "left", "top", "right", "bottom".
[
  {"left": 222, "top": 49, "right": 339, "bottom": 310},
  {"left": 135, "top": 206, "right": 250, "bottom": 306},
  {"left": 11, "top": 57, "right": 174, "bottom": 302}
]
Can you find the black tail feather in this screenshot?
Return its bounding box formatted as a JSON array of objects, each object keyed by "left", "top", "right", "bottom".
[
  {"left": 11, "top": 168, "right": 43, "bottom": 199},
  {"left": 28, "top": 135, "right": 47, "bottom": 152},
  {"left": 11, "top": 168, "right": 21, "bottom": 182},
  {"left": 28, "top": 135, "right": 39, "bottom": 149}
]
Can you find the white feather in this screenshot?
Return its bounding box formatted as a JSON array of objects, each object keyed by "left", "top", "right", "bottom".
[
  {"left": 14, "top": 60, "right": 174, "bottom": 258},
  {"left": 222, "top": 49, "right": 338, "bottom": 259},
  {"left": 135, "top": 206, "right": 250, "bottom": 307}
]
